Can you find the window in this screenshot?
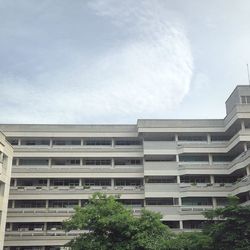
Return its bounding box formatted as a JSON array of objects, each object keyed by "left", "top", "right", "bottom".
[
  {"left": 83, "top": 159, "right": 111, "bottom": 165},
  {"left": 182, "top": 197, "right": 212, "bottom": 206},
  {"left": 146, "top": 176, "right": 177, "bottom": 183},
  {"left": 114, "top": 159, "right": 142, "bottom": 165},
  {"left": 115, "top": 179, "right": 143, "bottom": 186},
  {"left": 50, "top": 179, "right": 79, "bottom": 186},
  {"left": 83, "top": 178, "right": 111, "bottom": 186},
  {"left": 52, "top": 159, "right": 80, "bottom": 165},
  {"left": 115, "top": 140, "right": 142, "bottom": 146},
  {"left": 179, "top": 154, "right": 209, "bottom": 162},
  {"left": 146, "top": 198, "right": 178, "bottom": 206},
  {"left": 7, "top": 138, "right": 18, "bottom": 145},
  {"left": 53, "top": 139, "right": 81, "bottom": 146},
  {"left": 241, "top": 96, "right": 250, "bottom": 104},
  {"left": 48, "top": 200, "right": 78, "bottom": 208},
  {"left": 180, "top": 175, "right": 210, "bottom": 183},
  {"left": 19, "top": 158, "right": 49, "bottom": 166},
  {"left": 21, "top": 139, "right": 50, "bottom": 146},
  {"left": 15, "top": 200, "right": 46, "bottom": 208},
  {"left": 84, "top": 140, "right": 111, "bottom": 146}
]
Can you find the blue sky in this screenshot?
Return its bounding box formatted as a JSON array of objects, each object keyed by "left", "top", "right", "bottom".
[{"left": 0, "top": 0, "right": 250, "bottom": 124}]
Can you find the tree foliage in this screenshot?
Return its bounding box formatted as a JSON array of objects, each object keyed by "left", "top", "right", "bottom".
[
  {"left": 63, "top": 193, "right": 173, "bottom": 250},
  {"left": 64, "top": 194, "right": 250, "bottom": 250},
  {"left": 203, "top": 196, "right": 250, "bottom": 250}
]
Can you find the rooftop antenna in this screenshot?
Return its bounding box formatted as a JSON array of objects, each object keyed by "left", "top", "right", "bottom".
[{"left": 247, "top": 64, "right": 250, "bottom": 85}]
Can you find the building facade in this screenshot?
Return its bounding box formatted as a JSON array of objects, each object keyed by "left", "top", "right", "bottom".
[
  {"left": 1, "top": 85, "right": 250, "bottom": 249},
  {"left": 0, "top": 133, "right": 13, "bottom": 249}
]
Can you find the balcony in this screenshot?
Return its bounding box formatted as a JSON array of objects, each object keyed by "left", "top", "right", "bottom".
[{"left": 10, "top": 185, "right": 145, "bottom": 195}]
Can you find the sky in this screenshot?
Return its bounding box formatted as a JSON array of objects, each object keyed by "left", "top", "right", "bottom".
[{"left": 0, "top": 0, "right": 250, "bottom": 124}]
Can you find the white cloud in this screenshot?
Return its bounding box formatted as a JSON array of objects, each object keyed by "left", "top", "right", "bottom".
[{"left": 0, "top": 0, "right": 193, "bottom": 123}]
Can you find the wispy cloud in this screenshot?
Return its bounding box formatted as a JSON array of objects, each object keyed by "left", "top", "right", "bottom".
[{"left": 0, "top": 0, "right": 193, "bottom": 123}]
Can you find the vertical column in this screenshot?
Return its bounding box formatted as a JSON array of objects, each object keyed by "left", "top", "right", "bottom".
[
  {"left": 78, "top": 200, "right": 81, "bottom": 207},
  {"left": 16, "top": 158, "right": 19, "bottom": 167},
  {"left": 176, "top": 154, "right": 179, "bottom": 163},
  {"left": 207, "top": 133, "right": 211, "bottom": 143},
  {"left": 111, "top": 158, "right": 115, "bottom": 168},
  {"left": 179, "top": 220, "right": 183, "bottom": 230},
  {"left": 210, "top": 175, "right": 215, "bottom": 184},
  {"left": 212, "top": 197, "right": 217, "bottom": 208},
  {"left": 18, "top": 139, "right": 21, "bottom": 146},
  {"left": 79, "top": 178, "right": 82, "bottom": 186},
  {"left": 48, "top": 158, "right": 52, "bottom": 168},
  {"left": 49, "top": 139, "right": 53, "bottom": 147},
  {"left": 246, "top": 165, "right": 250, "bottom": 176},
  {"left": 175, "top": 134, "right": 178, "bottom": 142},
  {"left": 112, "top": 138, "right": 115, "bottom": 148},
  {"left": 241, "top": 120, "right": 245, "bottom": 131},
  {"left": 44, "top": 222, "right": 47, "bottom": 231},
  {"left": 81, "top": 139, "right": 84, "bottom": 146},
  {"left": 177, "top": 175, "right": 180, "bottom": 184},
  {"left": 12, "top": 200, "right": 15, "bottom": 208},
  {"left": 244, "top": 142, "right": 248, "bottom": 152},
  {"left": 178, "top": 197, "right": 182, "bottom": 206},
  {"left": 111, "top": 178, "right": 115, "bottom": 189},
  {"left": 80, "top": 158, "right": 83, "bottom": 167},
  {"left": 209, "top": 154, "right": 213, "bottom": 166},
  {"left": 47, "top": 178, "right": 50, "bottom": 188},
  {"left": 45, "top": 200, "right": 49, "bottom": 209},
  {"left": 14, "top": 179, "right": 17, "bottom": 187}
]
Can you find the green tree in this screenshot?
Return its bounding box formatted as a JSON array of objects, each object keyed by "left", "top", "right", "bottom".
[
  {"left": 63, "top": 193, "right": 173, "bottom": 250},
  {"left": 167, "top": 232, "right": 212, "bottom": 250},
  {"left": 203, "top": 196, "right": 250, "bottom": 250}
]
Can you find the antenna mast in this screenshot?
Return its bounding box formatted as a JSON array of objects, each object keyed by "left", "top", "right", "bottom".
[{"left": 247, "top": 64, "right": 250, "bottom": 85}]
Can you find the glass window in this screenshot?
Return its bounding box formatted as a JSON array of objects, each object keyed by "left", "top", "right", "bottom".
[
  {"left": 83, "top": 178, "right": 111, "bottom": 186},
  {"left": 146, "top": 176, "right": 177, "bottom": 183},
  {"left": 19, "top": 158, "right": 49, "bottom": 166},
  {"left": 84, "top": 140, "right": 111, "bottom": 146},
  {"left": 115, "top": 140, "right": 142, "bottom": 146},
  {"left": 115, "top": 179, "right": 143, "bottom": 186}
]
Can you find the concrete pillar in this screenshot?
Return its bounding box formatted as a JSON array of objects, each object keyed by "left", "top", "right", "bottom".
[
  {"left": 44, "top": 222, "right": 47, "bottom": 231},
  {"left": 111, "top": 158, "right": 115, "bottom": 168},
  {"left": 175, "top": 134, "right": 178, "bottom": 142},
  {"left": 244, "top": 142, "right": 248, "bottom": 152},
  {"left": 241, "top": 120, "right": 245, "bottom": 131},
  {"left": 207, "top": 134, "right": 211, "bottom": 143},
  {"left": 111, "top": 178, "right": 115, "bottom": 188},
  {"left": 210, "top": 175, "right": 215, "bottom": 184},
  {"left": 177, "top": 175, "right": 181, "bottom": 184},
  {"left": 80, "top": 158, "right": 83, "bottom": 167},
  {"left": 48, "top": 158, "right": 52, "bottom": 168},
  {"left": 212, "top": 197, "right": 217, "bottom": 208},
  {"left": 18, "top": 139, "right": 21, "bottom": 146},
  {"left": 49, "top": 139, "right": 53, "bottom": 147},
  {"left": 47, "top": 179, "right": 50, "bottom": 187},
  {"left": 81, "top": 139, "right": 84, "bottom": 146},
  {"left": 209, "top": 154, "right": 213, "bottom": 166},
  {"left": 16, "top": 158, "right": 19, "bottom": 167},
  {"left": 12, "top": 200, "right": 15, "bottom": 208},
  {"left": 246, "top": 165, "right": 250, "bottom": 176},
  {"left": 14, "top": 179, "right": 17, "bottom": 187},
  {"left": 178, "top": 197, "right": 182, "bottom": 206},
  {"left": 78, "top": 200, "right": 81, "bottom": 207},
  {"left": 179, "top": 220, "right": 183, "bottom": 230},
  {"left": 112, "top": 138, "right": 115, "bottom": 147},
  {"left": 46, "top": 200, "right": 49, "bottom": 209},
  {"left": 176, "top": 154, "right": 179, "bottom": 163},
  {"left": 79, "top": 178, "right": 82, "bottom": 186}
]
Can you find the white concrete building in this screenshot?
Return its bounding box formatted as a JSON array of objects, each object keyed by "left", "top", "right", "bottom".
[
  {"left": 0, "top": 133, "right": 13, "bottom": 250},
  {"left": 1, "top": 85, "right": 250, "bottom": 249}
]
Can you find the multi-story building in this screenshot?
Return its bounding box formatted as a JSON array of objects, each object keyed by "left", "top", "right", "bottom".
[
  {"left": 0, "top": 133, "right": 13, "bottom": 249},
  {"left": 1, "top": 85, "right": 250, "bottom": 249}
]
